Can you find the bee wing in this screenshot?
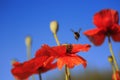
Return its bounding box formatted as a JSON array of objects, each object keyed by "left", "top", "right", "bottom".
[
  {"left": 71, "top": 29, "right": 74, "bottom": 33},
  {"left": 78, "top": 28, "right": 82, "bottom": 33}
]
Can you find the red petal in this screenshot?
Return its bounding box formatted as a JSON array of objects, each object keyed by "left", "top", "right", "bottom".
[
  {"left": 110, "top": 9, "right": 119, "bottom": 24},
  {"left": 11, "top": 67, "right": 32, "bottom": 79},
  {"left": 33, "top": 56, "right": 49, "bottom": 71},
  {"left": 12, "top": 62, "right": 20, "bottom": 67},
  {"left": 41, "top": 62, "right": 57, "bottom": 73},
  {"left": 35, "top": 44, "right": 57, "bottom": 57},
  {"left": 52, "top": 45, "right": 66, "bottom": 56},
  {"left": 43, "top": 56, "right": 55, "bottom": 66},
  {"left": 71, "top": 44, "right": 91, "bottom": 53},
  {"left": 111, "top": 24, "right": 120, "bottom": 42},
  {"left": 35, "top": 44, "right": 50, "bottom": 57},
  {"left": 84, "top": 28, "right": 106, "bottom": 46},
  {"left": 11, "top": 56, "right": 49, "bottom": 79},
  {"left": 32, "top": 56, "right": 57, "bottom": 74},
  {"left": 93, "top": 9, "right": 119, "bottom": 29},
  {"left": 57, "top": 55, "right": 87, "bottom": 70},
  {"left": 57, "top": 57, "right": 65, "bottom": 70}
]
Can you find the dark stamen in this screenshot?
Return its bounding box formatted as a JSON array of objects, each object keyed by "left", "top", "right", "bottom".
[{"left": 66, "top": 44, "right": 73, "bottom": 53}]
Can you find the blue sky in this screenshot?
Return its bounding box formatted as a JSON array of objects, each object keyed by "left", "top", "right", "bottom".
[{"left": 0, "top": 0, "right": 120, "bottom": 80}]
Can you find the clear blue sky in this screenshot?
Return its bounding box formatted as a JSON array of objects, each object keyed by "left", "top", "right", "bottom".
[{"left": 0, "top": 0, "right": 120, "bottom": 80}]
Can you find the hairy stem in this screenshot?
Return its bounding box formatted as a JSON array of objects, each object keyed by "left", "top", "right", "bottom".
[
  {"left": 108, "top": 36, "right": 119, "bottom": 71},
  {"left": 53, "top": 34, "right": 60, "bottom": 45},
  {"left": 65, "top": 65, "right": 71, "bottom": 80}
]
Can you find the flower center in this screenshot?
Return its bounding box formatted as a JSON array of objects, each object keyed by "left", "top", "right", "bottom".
[
  {"left": 66, "top": 44, "right": 73, "bottom": 53},
  {"left": 106, "top": 29, "right": 113, "bottom": 37}
]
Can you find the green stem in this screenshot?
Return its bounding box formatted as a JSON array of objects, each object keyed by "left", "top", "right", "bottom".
[
  {"left": 108, "top": 36, "right": 119, "bottom": 71},
  {"left": 65, "top": 65, "right": 71, "bottom": 80},
  {"left": 53, "top": 33, "right": 71, "bottom": 80},
  {"left": 111, "top": 63, "right": 116, "bottom": 73},
  {"left": 53, "top": 34, "right": 60, "bottom": 45}
]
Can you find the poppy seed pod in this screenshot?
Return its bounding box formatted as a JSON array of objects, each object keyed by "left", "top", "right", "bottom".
[
  {"left": 50, "top": 21, "right": 59, "bottom": 34},
  {"left": 25, "top": 36, "right": 32, "bottom": 47}
]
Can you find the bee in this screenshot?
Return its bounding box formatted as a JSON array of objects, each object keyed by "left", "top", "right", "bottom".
[{"left": 71, "top": 28, "right": 81, "bottom": 41}]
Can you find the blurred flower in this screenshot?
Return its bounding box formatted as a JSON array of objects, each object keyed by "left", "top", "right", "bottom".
[
  {"left": 84, "top": 9, "right": 120, "bottom": 46},
  {"left": 112, "top": 71, "right": 120, "bottom": 80},
  {"left": 11, "top": 56, "right": 57, "bottom": 80},
  {"left": 35, "top": 44, "right": 91, "bottom": 70},
  {"left": 25, "top": 36, "right": 32, "bottom": 47}
]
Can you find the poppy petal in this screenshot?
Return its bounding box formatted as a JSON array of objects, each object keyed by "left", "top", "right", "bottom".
[
  {"left": 111, "top": 24, "right": 120, "bottom": 42},
  {"left": 41, "top": 62, "right": 57, "bottom": 73},
  {"left": 57, "top": 55, "right": 87, "bottom": 70},
  {"left": 84, "top": 28, "right": 106, "bottom": 46},
  {"left": 33, "top": 56, "right": 57, "bottom": 74},
  {"left": 52, "top": 45, "right": 66, "bottom": 56},
  {"left": 93, "top": 9, "right": 119, "bottom": 29},
  {"left": 57, "top": 57, "right": 65, "bottom": 70},
  {"left": 12, "top": 62, "right": 21, "bottom": 67},
  {"left": 11, "top": 56, "right": 51, "bottom": 79},
  {"left": 35, "top": 44, "right": 57, "bottom": 57},
  {"left": 33, "top": 56, "right": 49, "bottom": 71},
  {"left": 35, "top": 44, "right": 51, "bottom": 57},
  {"left": 72, "top": 44, "right": 91, "bottom": 53}
]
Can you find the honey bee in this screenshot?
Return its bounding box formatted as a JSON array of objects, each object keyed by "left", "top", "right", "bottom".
[{"left": 71, "top": 28, "right": 81, "bottom": 41}]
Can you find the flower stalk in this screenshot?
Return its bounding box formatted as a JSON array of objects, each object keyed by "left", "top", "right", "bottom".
[
  {"left": 53, "top": 33, "right": 60, "bottom": 45},
  {"left": 108, "top": 56, "right": 117, "bottom": 80},
  {"left": 38, "top": 69, "right": 42, "bottom": 80},
  {"left": 108, "top": 36, "right": 119, "bottom": 71},
  {"left": 65, "top": 65, "right": 71, "bottom": 80},
  {"left": 39, "top": 73, "right": 42, "bottom": 80}
]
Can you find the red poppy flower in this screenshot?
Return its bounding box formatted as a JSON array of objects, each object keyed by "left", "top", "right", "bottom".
[
  {"left": 112, "top": 71, "right": 120, "bottom": 80},
  {"left": 55, "top": 44, "right": 90, "bottom": 70},
  {"left": 35, "top": 44, "right": 91, "bottom": 70},
  {"left": 84, "top": 9, "right": 120, "bottom": 46},
  {"left": 11, "top": 56, "right": 57, "bottom": 79}
]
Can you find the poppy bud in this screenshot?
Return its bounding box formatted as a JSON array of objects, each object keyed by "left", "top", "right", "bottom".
[
  {"left": 25, "top": 36, "right": 32, "bottom": 47},
  {"left": 50, "top": 21, "right": 59, "bottom": 34}
]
